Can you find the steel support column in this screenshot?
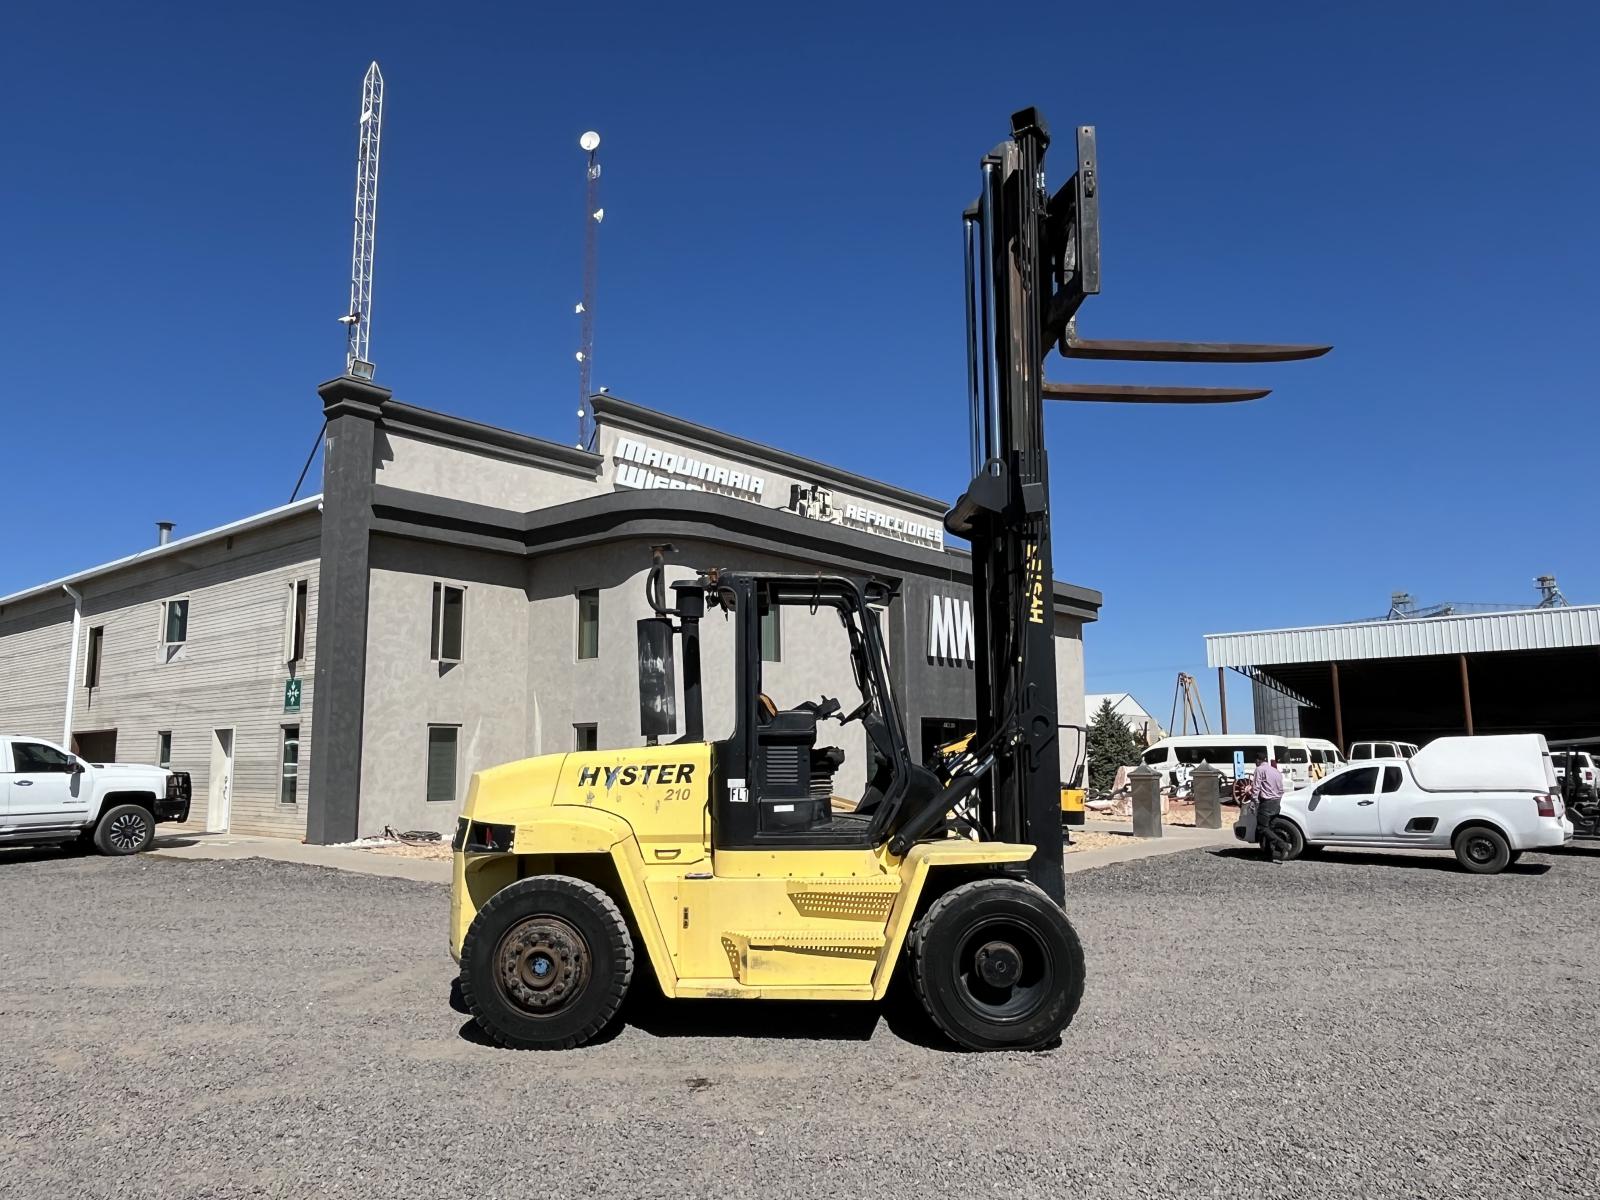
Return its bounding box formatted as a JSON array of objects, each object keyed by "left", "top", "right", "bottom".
[
  {"left": 1218, "top": 667, "right": 1229, "bottom": 733},
  {"left": 1459, "top": 654, "right": 1474, "bottom": 735},
  {"left": 1331, "top": 661, "right": 1345, "bottom": 751}
]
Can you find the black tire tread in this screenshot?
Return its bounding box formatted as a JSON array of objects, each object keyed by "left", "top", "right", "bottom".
[
  {"left": 459, "top": 874, "right": 634, "bottom": 1051},
  {"left": 1452, "top": 825, "right": 1511, "bottom": 875},
  {"left": 908, "top": 877, "right": 1085, "bottom": 1051},
  {"left": 1273, "top": 817, "right": 1305, "bottom": 861},
  {"left": 93, "top": 803, "right": 154, "bottom": 856}
]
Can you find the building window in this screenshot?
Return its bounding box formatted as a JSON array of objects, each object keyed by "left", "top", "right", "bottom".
[
  {"left": 157, "top": 731, "right": 172, "bottom": 769},
  {"left": 870, "top": 603, "right": 890, "bottom": 664},
  {"left": 576, "top": 588, "right": 600, "bottom": 660},
  {"left": 427, "top": 725, "right": 459, "bottom": 804},
  {"left": 162, "top": 598, "right": 189, "bottom": 645},
  {"left": 759, "top": 599, "right": 782, "bottom": 662},
  {"left": 286, "top": 579, "right": 309, "bottom": 664},
  {"left": 574, "top": 723, "right": 598, "bottom": 752},
  {"left": 279, "top": 725, "right": 299, "bottom": 804},
  {"left": 431, "top": 583, "right": 464, "bottom": 662},
  {"left": 84, "top": 625, "right": 104, "bottom": 687}
]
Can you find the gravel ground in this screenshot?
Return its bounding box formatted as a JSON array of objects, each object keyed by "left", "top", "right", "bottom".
[{"left": 2, "top": 842, "right": 1598, "bottom": 1199}]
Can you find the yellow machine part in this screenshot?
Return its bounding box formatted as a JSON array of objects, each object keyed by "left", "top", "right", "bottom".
[
  {"left": 937, "top": 733, "right": 1084, "bottom": 824},
  {"left": 450, "top": 743, "right": 1038, "bottom": 1000}
]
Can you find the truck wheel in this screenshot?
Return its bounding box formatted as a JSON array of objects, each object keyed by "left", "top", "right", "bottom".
[
  {"left": 1272, "top": 818, "right": 1305, "bottom": 861},
  {"left": 909, "top": 878, "right": 1085, "bottom": 1051},
  {"left": 93, "top": 805, "right": 155, "bottom": 856},
  {"left": 459, "top": 875, "right": 634, "bottom": 1050},
  {"left": 1453, "top": 826, "right": 1511, "bottom": 875}
]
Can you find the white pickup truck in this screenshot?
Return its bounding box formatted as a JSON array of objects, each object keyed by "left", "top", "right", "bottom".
[
  {"left": 1236, "top": 734, "right": 1573, "bottom": 874},
  {"left": 1, "top": 734, "right": 191, "bottom": 855}
]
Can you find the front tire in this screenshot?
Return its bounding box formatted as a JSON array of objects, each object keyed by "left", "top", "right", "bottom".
[
  {"left": 1454, "top": 826, "right": 1511, "bottom": 875},
  {"left": 909, "top": 878, "right": 1085, "bottom": 1051},
  {"left": 93, "top": 804, "right": 154, "bottom": 856},
  {"left": 459, "top": 875, "right": 634, "bottom": 1050}
]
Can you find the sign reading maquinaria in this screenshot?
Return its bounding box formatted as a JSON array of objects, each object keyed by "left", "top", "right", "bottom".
[{"left": 612, "top": 436, "right": 766, "bottom": 500}]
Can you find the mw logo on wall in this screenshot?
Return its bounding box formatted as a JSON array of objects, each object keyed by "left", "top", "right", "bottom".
[{"left": 928, "top": 594, "right": 974, "bottom": 666}]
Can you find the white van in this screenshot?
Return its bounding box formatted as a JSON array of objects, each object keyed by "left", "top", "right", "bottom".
[
  {"left": 1139, "top": 734, "right": 1303, "bottom": 790},
  {"left": 1294, "top": 738, "right": 1347, "bottom": 779},
  {"left": 1350, "top": 740, "right": 1420, "bottom": 761}
]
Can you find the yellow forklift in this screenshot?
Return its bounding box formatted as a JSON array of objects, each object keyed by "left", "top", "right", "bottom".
[{"left": 450, "top": 108, "right": 1327, "bottom": 1050}]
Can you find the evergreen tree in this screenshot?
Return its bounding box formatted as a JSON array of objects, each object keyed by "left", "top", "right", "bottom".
[{"left": 1086, "top": 699, "right": 1144, "bottom": 792}]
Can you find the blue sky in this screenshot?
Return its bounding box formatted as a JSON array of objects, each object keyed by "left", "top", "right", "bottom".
[{"left": 3, "top": 1, "right": 1595, "bottom": 727}]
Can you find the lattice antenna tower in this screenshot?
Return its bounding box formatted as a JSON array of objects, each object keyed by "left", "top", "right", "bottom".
[
  {"left": 575, "top": 131, "right": 603, "bottom": 448},
  {"left": 340, "top": 62, "right": 384, "bottom": 377}
]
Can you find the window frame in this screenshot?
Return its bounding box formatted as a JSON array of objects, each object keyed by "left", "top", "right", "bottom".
[
  {"left": 573, "top": 723, "right": 598, "bottom": 752},
  {"left": 279, "top": 724, "right": 300, "bottom": 805},
  {"left": 759, "top": 596, "right": 782, "bottom": 663},
  {"left": 426, "top": 724, "right": 461, "bottom": 805},
  {"left": 10, "top": 741, "right": 75, "bottom": 774},
  {"left": 430, "top": 582, "right": 466, "bottom": 664},
  {"left": 575, "top": 588, "right": 601, "bottom": 661},
  {"left": 84, "top": 624, "right": 104, "bottom": 688},
  {"left": 286, "top": 579, "right": 310, "bottom": 664},
  {"left": 161, "top": 597, "right": 190, "bottom": 647},
  {"left": 1317, "top": 766, "right": 1381, "bottom": 797},
  {"left": 157, "top": 730, "right": 172, "bottom": 770}
]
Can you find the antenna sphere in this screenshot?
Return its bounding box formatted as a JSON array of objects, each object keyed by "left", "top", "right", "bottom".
[{"left": 579, "top": 131, "right": 601, "bottom": 152}]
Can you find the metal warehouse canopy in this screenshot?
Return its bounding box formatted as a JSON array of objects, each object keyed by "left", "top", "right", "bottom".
[
  {"left": 1206, "top": 605, "right": 1600, "bottom": 669},
  {"left": 1206, "top": 604, "right": 1600, "bottom": 750}
]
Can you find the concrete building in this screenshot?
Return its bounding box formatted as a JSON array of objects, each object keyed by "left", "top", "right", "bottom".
[{"left": 0, "top": 379, "right": 1101, "bottom": 842}]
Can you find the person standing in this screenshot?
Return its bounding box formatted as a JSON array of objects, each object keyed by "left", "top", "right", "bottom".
[{"left": 1252, "top": 751, "right": 1287, "bottom": 862}]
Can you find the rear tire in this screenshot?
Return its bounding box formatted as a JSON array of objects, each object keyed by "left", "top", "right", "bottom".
[
  {"left": 459, "top": 875, "right": 634, "bottom": 1050},
  {"left": 1272, "top": 818, "right": 1305, "bottom": 861},
  {"left": 93, "top": 804, "right": 154, "bottom": 856},
  {"left": 909, "top": 878, "right": 1085, "bottom": 1051},
  {"left": 1453, "top": 826, "right": 1511, "bottom": 875}
]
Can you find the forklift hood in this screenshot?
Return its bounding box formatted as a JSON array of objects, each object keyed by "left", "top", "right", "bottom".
[{"left": 460, "top": 753, "right": 567, "bottom": 827}]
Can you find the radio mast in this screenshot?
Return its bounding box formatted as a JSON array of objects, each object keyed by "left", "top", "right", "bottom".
[
  {"left": 575, "top": 131, "right": 602, "bottom": 448},
  {"left": 340, "top": 62, "right": 384, "bottom": 378}
]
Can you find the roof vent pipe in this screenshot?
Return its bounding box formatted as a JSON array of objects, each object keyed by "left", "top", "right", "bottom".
[{"left": 157, "top": 521, "right": 175, "bottom": 546}]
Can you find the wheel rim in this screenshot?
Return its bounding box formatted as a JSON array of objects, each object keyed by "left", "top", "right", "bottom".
[
  {"left": 493, "top": 915, "right": 590, "bottom": 1017},
  {"left": 950, "top": 917, "right": 1053, "bottom": 1024},
  {"left": 1465, "top": 835, "right": 1496, "bottom": 865},
  {"left": 108, "top": 812, "right": 149, "bottom": 852}
]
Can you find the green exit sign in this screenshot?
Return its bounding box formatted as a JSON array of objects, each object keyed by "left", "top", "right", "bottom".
[{"left": 284, "top": 678, "right": 303, "bottom": 714}]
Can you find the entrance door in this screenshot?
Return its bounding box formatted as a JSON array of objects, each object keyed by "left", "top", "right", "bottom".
[
  {"left": 207, "top": 728, "right": 234, "bottom": 832},
  {"left": 72, "top": 730, "right": 118, "bottom": 764}
]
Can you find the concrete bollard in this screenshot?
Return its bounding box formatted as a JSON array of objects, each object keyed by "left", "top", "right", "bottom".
[
  {"left": 1191, "top": 763, "right": 1223, "bottom": 829},
  {"left": 1130, "top": 764, "right": 1162, "bottom": 838}
]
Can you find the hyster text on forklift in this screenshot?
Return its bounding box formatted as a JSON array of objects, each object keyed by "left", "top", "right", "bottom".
[{"left": 448, "top": 108, "right": 1329, "bottom": 1051}]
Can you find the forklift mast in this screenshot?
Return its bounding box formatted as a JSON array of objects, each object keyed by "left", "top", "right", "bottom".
[{"left": 948, "top": 110, "right": 1329, "bottom": 904}]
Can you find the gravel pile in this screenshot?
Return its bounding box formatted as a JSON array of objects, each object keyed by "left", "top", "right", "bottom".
[{"left": 2, "top": 841, "right": 1597, "bottom": 1198}]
